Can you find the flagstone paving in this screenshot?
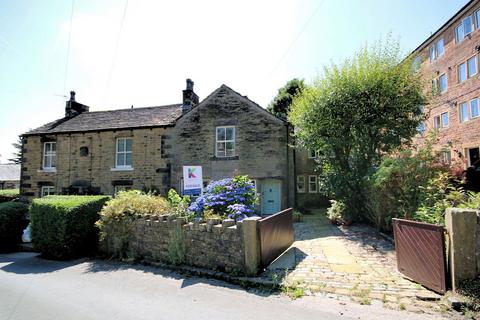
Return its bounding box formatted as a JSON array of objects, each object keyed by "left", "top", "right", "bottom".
[{"left": 264, "top": 209, "right": 447, "bottom": 314}]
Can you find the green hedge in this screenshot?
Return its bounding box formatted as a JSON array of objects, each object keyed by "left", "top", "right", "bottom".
[
  {"left": 0, "top": 202, "right": 29, "bottom": 251},
  {"left": 0, "top": 189, "right": 20, "bottom": 203},
  {"left": 30, "top": 195, "right": 110, "bottom": 259}
]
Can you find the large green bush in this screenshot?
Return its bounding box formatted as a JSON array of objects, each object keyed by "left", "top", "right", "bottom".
[
  {"left": 0, "top": 202, "right": 28, "bottom": 251},
  {"left": 0, "top": 188, "right": 20, "bottom": 203},
  {"left": 96, "top": 190, "right": 171, "bottom": 258},
  {"left": 31, "top": 195, "right": 110, "bottom": 259}
]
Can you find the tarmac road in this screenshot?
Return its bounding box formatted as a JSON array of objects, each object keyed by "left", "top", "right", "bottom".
[{"left": 0, "top": 252, "right": 441, "bottom": 320}]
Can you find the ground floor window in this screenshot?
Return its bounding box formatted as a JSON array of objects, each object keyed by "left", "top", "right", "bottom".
[
  {"left": 296, "top": 176, "right": 305, "bottom": 193},
  {"left": 308, "top": 175, "right": 318, "bottom": 193},
  {"left": 438, "top": 150, "right": 451, "bottom": 165},
  {"left": 114, "top": 185, "right": 132, "bottom": 195},
  {"left": 467, "top": 147, "right": 480, "bottom": 166},
  {"left": 41, "top": 186, "right": 55, "bottom": 197}
]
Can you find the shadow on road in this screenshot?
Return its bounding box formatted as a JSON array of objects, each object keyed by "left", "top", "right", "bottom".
[{"left": 0, "top": 252, "right": 86, "bottom": 274}]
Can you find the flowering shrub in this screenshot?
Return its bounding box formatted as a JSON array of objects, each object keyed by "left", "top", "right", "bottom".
[{"left": 189, "top": 175, "right": 258, "bottom": 221}]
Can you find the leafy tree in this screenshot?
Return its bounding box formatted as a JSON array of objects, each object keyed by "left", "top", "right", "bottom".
[
  {"left": 8, "top": 137, "right": 22, "bottom": 164},
  {"left": 267, "top": 78, "right": 305, "bottom": 120},
  {"left": 289, "top": 39, "right": 427, "bottom": 221}
]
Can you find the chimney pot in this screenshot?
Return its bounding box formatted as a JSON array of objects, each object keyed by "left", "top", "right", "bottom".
[{"left": 70, "top": 91, "right": 76, "bottom": 101}]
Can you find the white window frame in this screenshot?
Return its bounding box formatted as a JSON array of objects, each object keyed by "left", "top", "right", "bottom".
[
  {"left": 439, "top": 74, "right": 447, "bottom": 93},
  {"left": 115, "top": 137, "right": 133, "bottom": 169},
  {"left": 476, "top": 9, "right": 480, "bottom": 29},
  {"left": 42, "top": 142, "right": 56, "bottom": 170},
  {"left": 296, "top": 176, "right": 305, "bottom": 193},
  {"left": 215, "top": 126, "right": 236, "bottom": 157},
  {"left": 468, "top": 56, "right": 478, "bottom": 78},
  {"left": 308, "top": 149, "right": 318, "bottom": 159},
  {"left": 458, "top": 62, "right": 467, "bottom": 83},
  {"left": 471, "top": 98, "right": 480, "bottom": 119},
  {"left": 429, "top": 38, "right": 444, "bottom": 61},
  {"left": 460, "top": 101, "right": 469, "bottom": 123},
  {"left": 434, "top": 112, "right": 449, "bottom": 129},
  {"left": 439, "top": 150, "right": 452, "bottom": 165},
  {"left": 308, "top": 175, "right": 318, "bottom": 193},
  {"left": 41, "top": 186, "right": 55, "bottom": 197},
  {"left": 456, "top": 15, "right": 473, "bottom": 43}
]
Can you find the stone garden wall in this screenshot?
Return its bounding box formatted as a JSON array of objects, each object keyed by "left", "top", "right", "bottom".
[{"left": 128, "top": 215, "right": 251, "bottom": 273}]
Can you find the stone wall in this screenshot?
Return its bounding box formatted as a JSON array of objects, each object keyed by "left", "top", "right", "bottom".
[
  {"left": 21, "top": 127, "right": 170, "bottom": 201},
  {"left": 130, "top": 216, "right": 245, "bottom": 272}
]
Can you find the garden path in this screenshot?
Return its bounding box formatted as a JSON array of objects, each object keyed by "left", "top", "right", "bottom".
[{"left": 265, "top": 209, "right": 446, "bottom": 314}]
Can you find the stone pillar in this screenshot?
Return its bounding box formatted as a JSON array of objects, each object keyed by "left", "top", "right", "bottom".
[
  {"left": 445, "top": 208, "right": 478, "bottom": 291},
  {"left": 242, "top": 217, "right": 262, "bottom": 276}
]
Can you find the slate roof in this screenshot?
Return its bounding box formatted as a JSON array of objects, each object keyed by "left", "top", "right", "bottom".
[
  {"left": 0, "top": 164, "right": 20, "bottom": 181},
  {"left": 24, "top": 103, "right": 182, "bottom": 136}
]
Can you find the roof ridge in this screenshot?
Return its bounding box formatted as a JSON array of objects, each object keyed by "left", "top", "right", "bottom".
[{"left": 85, "top": 103, "right": 182, "bottom": 114}]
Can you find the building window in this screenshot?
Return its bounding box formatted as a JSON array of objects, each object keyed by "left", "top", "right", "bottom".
[
  {"left": 476, "top": 9, "right": 480, "bottom": 29},
  {"left": 471, "top": 98, "right": 480, "bottom": 118},
  {"left": 114, "top": 185, "right": 132, "bottom": 195},
  {"left": 43, "top": 142, "right": 56, "bottom": 169},
  {"left": 460, "top": 98, "right": 479, "bottom": 123},
  {"left": 115, "top": 138, "right": 132, "bottom": 168},
  {"left": 41, "top": 186, "right": 55, "bottom": 197},
  {"left": 468, "top": 56, "right": 478, "bottom": 77},
  {"left": 434, "top": 74, "right": 447, "bottom": 93},
  {"left": 459, "top": 62, "right": 467, "bottom": 83},
  {"left": 308, "top": 175, "right": 317, "bottom": 193},
  {"left": 412, "top": 56, "right": 422, "bottom": 72},
  {"left": 455, "top": 15, "right": 473, "bottom": 43},
  {"left": 216, "top": 126, "right": 235, "bottom": 157},
  {"left": 296, "top": 176, "right": 305, "bottom": 193},
  {"left": 434, "top": 112, "right": 449, "bottom": 129},
  {"left": 439, "top": 150, "right": 452, "bottom": 165},
  {"left": 460, "top": 102, "right": 469, "bottom": 123},
  {"left": 429, "top": 38, "right": 444, "bottom": 61},
  {"left": 308, "top": 149, "right": 318, "bottom": 159}
]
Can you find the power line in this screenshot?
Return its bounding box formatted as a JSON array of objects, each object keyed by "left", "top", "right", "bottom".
[
  {"left": 104, "top": 0, "right": 129, "bottom": 105},
  {"left": 269, "top": 0, "right": 326, "bottom": 76},
  {"left": 63, "top": 0, "right": 76, "bottom": 95}
]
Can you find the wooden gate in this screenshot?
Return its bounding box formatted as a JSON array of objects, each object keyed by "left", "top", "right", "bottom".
[
  {"left": 258, "top": 208, "right": 294, "bottom": 266},
  {"left": 392, "top": 218, "right": 447, "bottom": 294}
]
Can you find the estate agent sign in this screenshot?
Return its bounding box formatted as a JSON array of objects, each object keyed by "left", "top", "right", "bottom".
[{"left": 183, "top": 166, "right": 203, "bottom": 196}]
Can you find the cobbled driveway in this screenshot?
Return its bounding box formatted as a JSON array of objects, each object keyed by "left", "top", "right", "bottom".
[{"left": 265, "top": 210, "right": 446, "bottom": 314}]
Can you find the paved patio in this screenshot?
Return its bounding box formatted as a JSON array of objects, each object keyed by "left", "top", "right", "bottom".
[{"left": 265, "top": 209, "right": 445, "bottom": 313}]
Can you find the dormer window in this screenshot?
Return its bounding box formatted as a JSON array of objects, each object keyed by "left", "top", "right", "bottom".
[{"left": 42, "top": 142, "right": 56, "bottom": 170}]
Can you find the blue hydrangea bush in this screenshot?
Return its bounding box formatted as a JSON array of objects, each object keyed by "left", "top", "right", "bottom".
[{"left": 188, "top": 175, "right": 258, "bottom": 221}]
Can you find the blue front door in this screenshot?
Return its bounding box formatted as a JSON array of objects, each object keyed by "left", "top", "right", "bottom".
[{"left": 261, "top": 180, "right": 281, "bottom": 215}]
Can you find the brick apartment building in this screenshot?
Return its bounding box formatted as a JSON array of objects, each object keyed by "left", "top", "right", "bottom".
[
  {"left": 20, "top": 80, "right": 327, "bottom": 213},
  {"left": 413, "top": 0, "right": 480, "bottom": 168}
]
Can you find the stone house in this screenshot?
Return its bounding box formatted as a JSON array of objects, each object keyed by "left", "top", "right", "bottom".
[
  {"left": 20, "top": 80, "right": 326, "bottom": 213},
  {"left": 0, "top": 164, "right": 20, "bottom": 189},
  {"left": 412, "top": 0, "right": 480, "bottom": 168}
]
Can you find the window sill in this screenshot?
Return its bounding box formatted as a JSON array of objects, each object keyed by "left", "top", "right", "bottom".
[
  {"left": 37, "top": 168, "right": 57, "bottom": 173},
  {"left": 210, "top": 156, "right": 239, "bottom": 161},
  {"left": 111, "top": 167, "right": 134, "bottom": 172}
]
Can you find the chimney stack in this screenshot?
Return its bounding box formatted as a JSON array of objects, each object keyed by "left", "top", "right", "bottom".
[
  {"left": 65, "top": 90, "right": 90, "bottom": 118},
  {"left": 182, "top": 79, "right": 199, "bottom": 114}
]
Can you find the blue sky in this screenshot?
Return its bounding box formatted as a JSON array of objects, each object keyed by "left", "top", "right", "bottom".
[{"left": 0, "top": 0, "right": 468, "bottom": 162}]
